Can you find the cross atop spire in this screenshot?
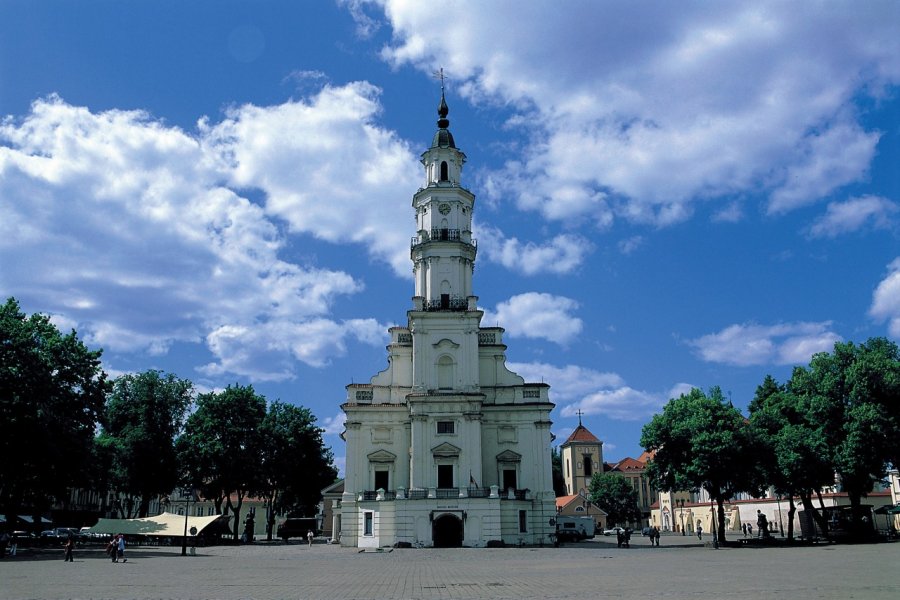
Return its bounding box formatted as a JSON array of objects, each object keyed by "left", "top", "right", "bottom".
[
  {"left": 433, "top": 67, "right": 446, "bottom": 92},
  {"left": 433, "top": 67, "right": 450, "bottom": 128},
  {"left": 575, "top": 409, "right": 584, "bottom": 426}
]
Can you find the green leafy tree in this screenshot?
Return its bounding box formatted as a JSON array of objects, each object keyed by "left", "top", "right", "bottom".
[
  {"left": 551, "top": 447, "right": 567, "bottom": 497},
  {"left": 177, "top": 384, "right": 266, "bottom": 540},
  {"left": 641, "top": 386, "right": 764, "bottom": 544},
  {"left": 844, "top": 338, "right": 900, "bottom": 470},
  {"left": 587, "top": 472, "right": 641, "bottom": 526},
  {"left": 259, "top": 401, "right": 337, "bottom": 539},
  {"left": 0, "top": 297, "right": 109, "bottom": 519},
  {"left": 791, "top": 338, "right": 900, "bottom": 533},
  {"left": 98, "top": 370, "right": 193, "bottom": 517},
  {"left": 749, "top": 375, "right": 833, "bottom": 540}
]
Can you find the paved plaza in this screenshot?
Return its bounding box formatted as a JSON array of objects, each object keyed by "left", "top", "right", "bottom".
[{"left": 2, "top": 535, "right": 897, "bottom": 600}]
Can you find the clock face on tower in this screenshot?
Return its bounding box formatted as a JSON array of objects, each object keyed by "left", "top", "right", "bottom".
[{"left": 438, "top": 203, "right": 451, "bottom": 215}]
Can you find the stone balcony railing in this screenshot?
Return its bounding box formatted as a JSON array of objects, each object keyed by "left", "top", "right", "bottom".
[
  {"left": 410, "top": 228, "right": 477, "bottom": 250},
  {"left": 355, "top": 486, "right": 530, "bottom": 502}
]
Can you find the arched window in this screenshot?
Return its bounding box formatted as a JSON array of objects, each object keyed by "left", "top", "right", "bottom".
[
  {"left": 440, "top": 161, "right": 449, "bottom": 181},
  {"left": 437, "top": 355, "right": 454, "bottom": 389}
]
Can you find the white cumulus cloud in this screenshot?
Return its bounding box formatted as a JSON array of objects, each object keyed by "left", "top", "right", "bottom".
[
  {"left": 807, "top": 195, "right": 898, "bottom": 238},
  {"left": 688, "top": 321, "right": 842, "bottom": 366},
  {"left": 475, "top": 226, "right": 591, "bottom": 275},
  {"left": 870, "top": 258, "right": 900, "bottom": 338},
  {"left": 562, "top": 386, "right": 665, "bottom": 421},
  {"left": 508, "top": 362, "right": 624, "bottom": 402},
  {"left": 482, "top": 293, "right": 582, "bottom": 345},
  {"left": 667, "top": 382, "right": 697, "bottom": 400},
  {"left": 321, "top": 412, "right": 348, "bottom": 436},
  {"left": 0, "top": 87, "right": 407, "bottom": 381},
  {"left": 509, "top": 361, "right": 672, "bottom": 421},
  {"left": 201, "top": 82, "right": 420, "bottom": 275},
  {"left": 355, "top": 0, "right": 899, "bottom": 226}
]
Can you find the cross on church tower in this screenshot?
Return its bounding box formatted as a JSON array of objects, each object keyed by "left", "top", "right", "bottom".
[
  {"left": 433, "top": 67, "right": 446, "bottom": 91},
  {"left": 575, "top": 409, "right": 584, "bottom": 426}
]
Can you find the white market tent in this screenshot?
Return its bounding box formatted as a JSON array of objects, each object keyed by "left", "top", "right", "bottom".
[{"left": 87, "top": 512, "right": 231, "bottom": 537}]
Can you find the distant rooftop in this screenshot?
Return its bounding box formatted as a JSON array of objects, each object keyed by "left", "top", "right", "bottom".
[{"left": 562, "top": 423, "right": 601, "bottom": 445}]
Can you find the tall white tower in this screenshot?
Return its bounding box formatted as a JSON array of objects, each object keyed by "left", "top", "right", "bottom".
[
  {"left": 411, "top": 89, "right": 477, "bottom": 309},
  {"left": 340, "top": 87, "right": 556, "bottom": 549}
]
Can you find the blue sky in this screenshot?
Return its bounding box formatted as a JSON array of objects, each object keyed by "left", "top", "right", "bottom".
[{"left": 2, "top": 1, "right": 899, "bottom": 475}]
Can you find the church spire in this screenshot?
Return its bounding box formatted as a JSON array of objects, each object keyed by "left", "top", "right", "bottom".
[
  {"left": 431, "top": 68, "right": 455, "bottom": 149},
  {"left": 436, "top": 67, "right": 450, "bottom": 129}
]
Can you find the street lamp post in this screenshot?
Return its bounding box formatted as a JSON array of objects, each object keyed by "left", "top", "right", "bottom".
[
  {"left": 181, "top": 488, "right": 192, "bottom": 557},
  {"left": 678, "top": 499, "right": 686, "bottom": 536}
]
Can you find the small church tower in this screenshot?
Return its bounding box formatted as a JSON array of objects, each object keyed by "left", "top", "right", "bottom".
[
  {"left": 560, "top": 415, "right": 604, "bottom": 495},
  {"left": 338, "top": 85, "right": 557, "bottom": 548}
]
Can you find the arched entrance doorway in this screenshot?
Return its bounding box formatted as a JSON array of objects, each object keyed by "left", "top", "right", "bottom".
[{"left": 432, "top": 514, "right": 463, "bottom": 547}]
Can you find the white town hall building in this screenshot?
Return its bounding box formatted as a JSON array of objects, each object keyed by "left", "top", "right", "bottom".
[{"left": 338, "top": 90, "right": 557, "bottom": 548}]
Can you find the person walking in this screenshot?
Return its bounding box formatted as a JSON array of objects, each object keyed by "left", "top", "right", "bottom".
[
  {"left": 697, "top": 524, "right": 703, "bottom": 540},
  {"left": 63, "top": 535, "right": 75, "bottom": 562},
  {"left": 108, "top": 536, "right": 118, "bottom": 562},
  {"left": 306, "top": 529, "right": 314, "bottom": 547},
  {"left": 742, "top": 523, "right": 747, "bottom": 537},
  {"left": 117, "top": 534, "right": 126, "bottom": 562},
  {"left": 747, "top": 523, "right": 753, "bottom": 538},
  {"left": 756, "top": 510, "right": 769, "bottom": 539}
]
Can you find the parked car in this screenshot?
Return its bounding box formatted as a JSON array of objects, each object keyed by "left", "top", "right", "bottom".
[
  {"left": 603, "top": 526, "right": 625, "bottom": 536},
  {"left": 48, "top": 527, "right": 81, "bottom": 538},
  {"left": 79, "top": 526, "right": 105, "bottom": 541},
  {"left": 40, "top": 528, "right": 71, "bottom": 545}
]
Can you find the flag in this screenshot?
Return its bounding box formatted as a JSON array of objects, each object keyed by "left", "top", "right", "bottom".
[{"left": 469, "top": 471, "right": 477, "bottom": 487}]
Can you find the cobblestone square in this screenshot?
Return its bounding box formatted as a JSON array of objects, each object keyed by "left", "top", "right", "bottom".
[{"left": 2, "top": 536, "right": 897, "bottom": 600}]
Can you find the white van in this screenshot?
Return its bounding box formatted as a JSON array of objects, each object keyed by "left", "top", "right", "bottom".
[{"left": 555, "top": 516, "right": 596, "bottom": 541}]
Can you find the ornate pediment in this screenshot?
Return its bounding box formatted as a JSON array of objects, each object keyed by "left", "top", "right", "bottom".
[
  {"left": 433, "top": 338, "right": 460, "bottom": 349},
  {"left": 367, "top": 449, "right": 397, "bottom": 463},
  {"left": 431, "top": 442, "right": 462, "bottom": 457},
  {"left": 496, "top": 449, "right": 522, "bottom": 463}
]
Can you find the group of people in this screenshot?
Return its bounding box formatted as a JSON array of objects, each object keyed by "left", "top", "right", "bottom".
[
  {"left": 741, "top": 510, "right": 771, "bottom": 539},
  {"left": 105, "top": 534, "right": 126, "bottom": 562},
  {"left": 646, "top": 526, "right": 661, "bottom": 546}
]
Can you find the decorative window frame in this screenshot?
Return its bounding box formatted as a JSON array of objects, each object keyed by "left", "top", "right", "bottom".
[
  {"left": 496, "top": 449, "right": 522, "bottom": 492},
  {"left": 367, "top": 449, "right": 397, "bottom": 491}
]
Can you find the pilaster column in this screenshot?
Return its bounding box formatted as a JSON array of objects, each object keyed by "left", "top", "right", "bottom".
[
  {"left": 409, "top": 414, "right": 428, "bottom": 489},
  {"left": 331, "top": 513, "right": 340, "bottom": 543}
]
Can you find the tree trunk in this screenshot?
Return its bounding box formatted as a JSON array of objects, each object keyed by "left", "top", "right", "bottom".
[
  {"left": 787, "top": 496, "right": 796, "bottom": 541},
  {"left": 139, "top": 493, "right": 150, "bottom": 518},
  {"left": 716, "top": 497, "right": 727, "bottom": 544},
  {"left": 225, "top": 497, "right": 238, "bottom": 541},
  {"left": 266, "top": 489, "right": 278, "bottom": 541},
  {"left": 226, "top": 493, "right": 246, "bottom": 541},
  {"left": 816, "top": 490, "right": 832, "bottom": 539},
  {"left": 800, "top": 492, "right": 828, "bottom": 537},
  {"left": 847, "top": 489, "right": 862, "bottom": 538}
]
